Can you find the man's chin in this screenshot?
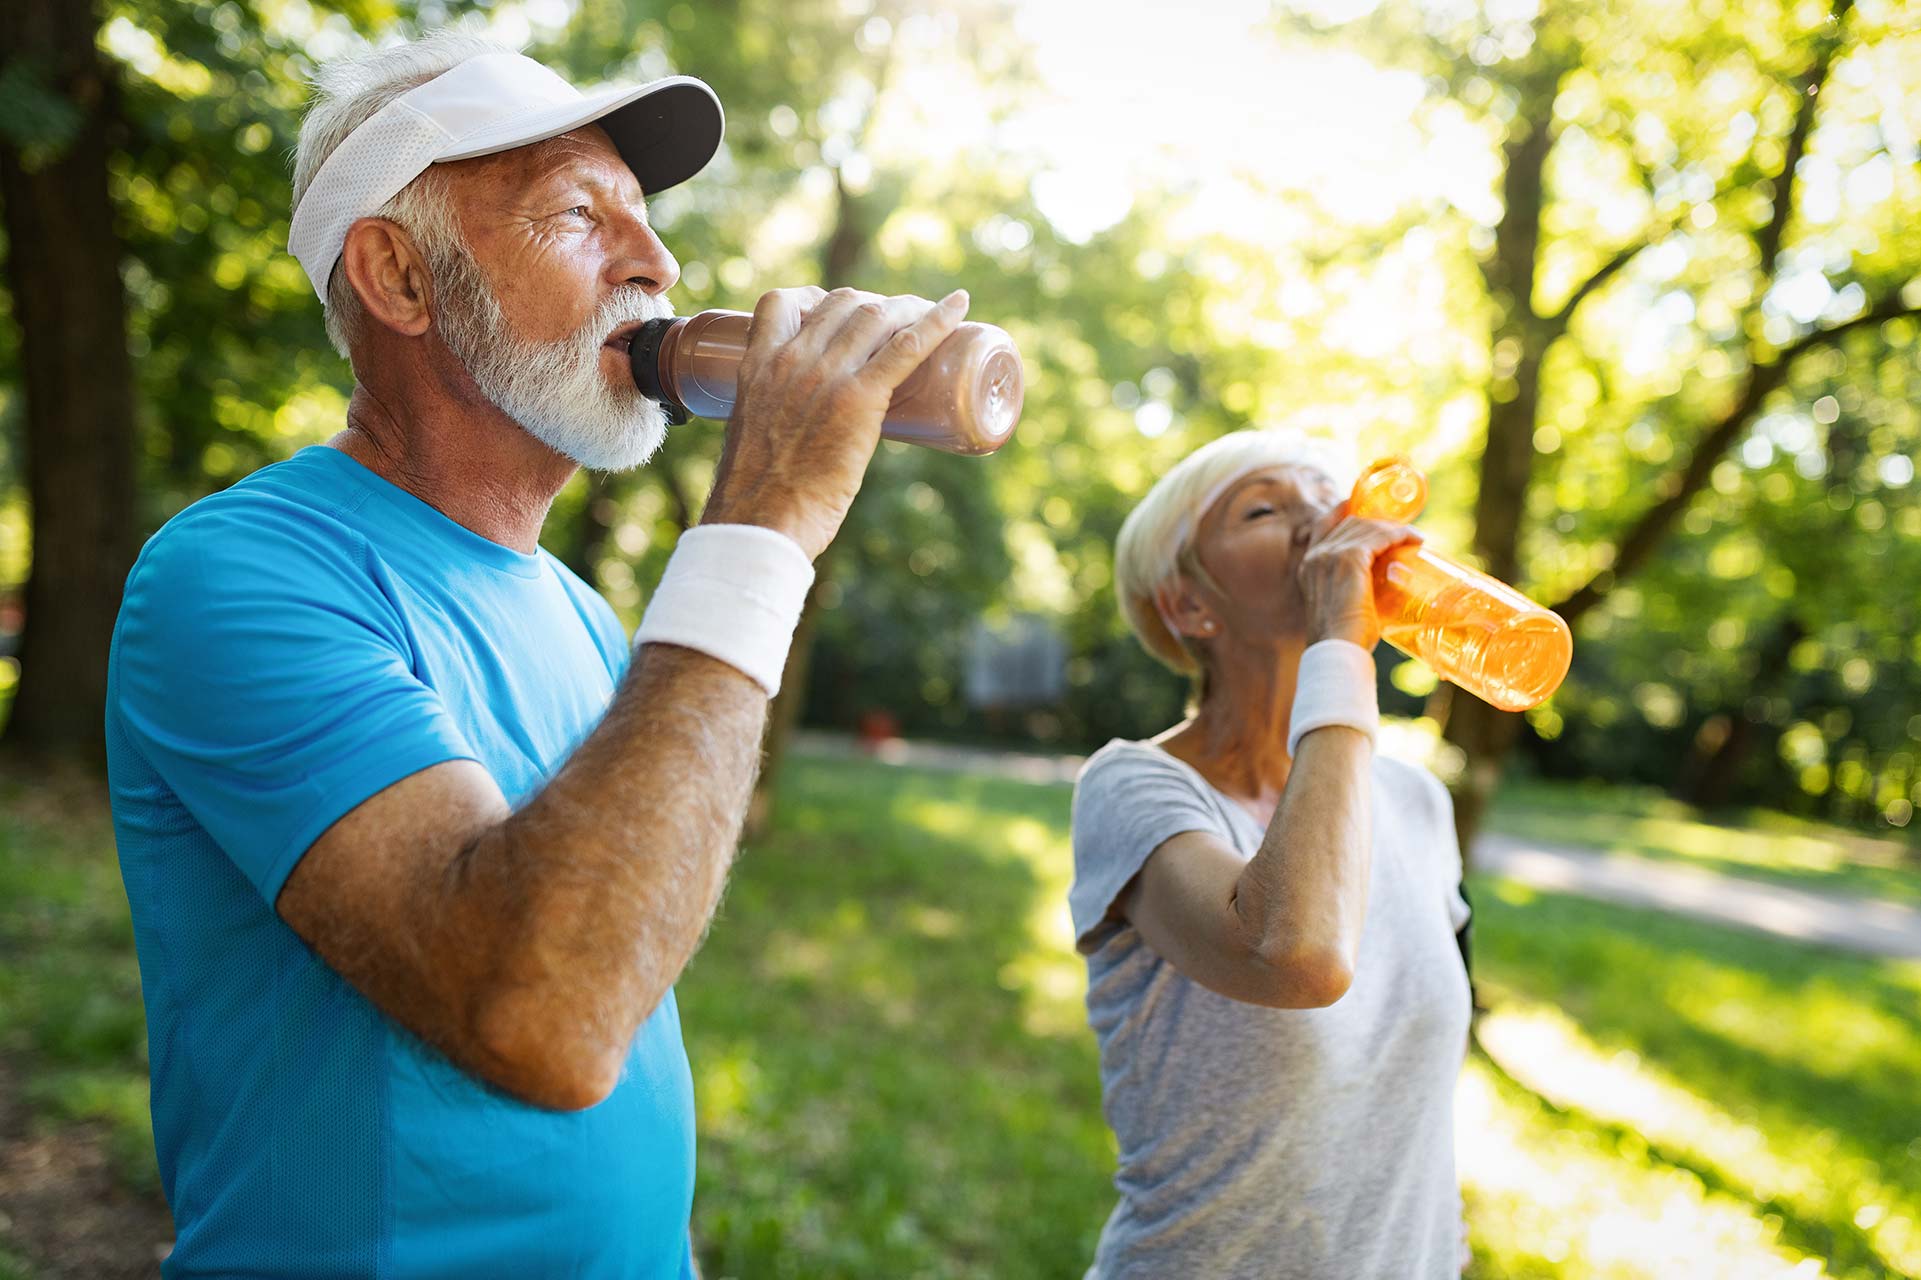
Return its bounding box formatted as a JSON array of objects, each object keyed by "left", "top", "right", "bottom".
[{"left": 526, "top": 408, "right": 668, "bottom": 475}]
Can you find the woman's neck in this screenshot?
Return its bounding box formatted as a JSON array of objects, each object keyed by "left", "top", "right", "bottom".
[{"left": 1155, "top": 638, "right": 1305, "bottom": 817}]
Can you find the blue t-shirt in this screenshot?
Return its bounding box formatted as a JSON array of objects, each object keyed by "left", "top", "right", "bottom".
[{"left": 105, "top": 445, "right": 697, "bottom": 1279}]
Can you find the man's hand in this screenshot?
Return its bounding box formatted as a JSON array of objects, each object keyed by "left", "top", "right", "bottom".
[
  {"left": 1297, "top": 511, "right": 1421, "bottom": 650},
  {"left": 703, "top": 286, "right": 969, "bottom": 560}
]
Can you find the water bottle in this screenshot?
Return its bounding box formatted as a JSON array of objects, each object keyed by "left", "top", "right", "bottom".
[
  {"left": 1349, "top": 457, "right": 1572, "bottom": 712},
  {"left": 627, "top": 307, "right": 1024, "bottom": 456}
]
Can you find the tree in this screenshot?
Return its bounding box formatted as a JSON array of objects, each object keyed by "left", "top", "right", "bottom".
[
  {"left": 0, "top": 0, "right": 140, "bottom": 761},
  {"left": 0, "top": 0, "right": 435, "bottom": 760},
  {"left": 1285, "top": 0, "right": 1921, "bottom": 846}
]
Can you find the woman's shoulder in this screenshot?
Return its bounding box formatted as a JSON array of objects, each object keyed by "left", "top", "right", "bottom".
[
  {"left": 1076, "top": 738, "right": 1201, "bottom": 790},
  {"left": 1072, "top": 738, "right": 1227, "bottom": 826}
]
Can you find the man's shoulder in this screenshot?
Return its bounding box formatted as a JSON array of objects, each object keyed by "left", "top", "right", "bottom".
[
  {"left": 118, "top": 457, "right": 391, "bottom": 666},
  {"left": 134, "top": 453, "right": 371, "bottom": 586}
]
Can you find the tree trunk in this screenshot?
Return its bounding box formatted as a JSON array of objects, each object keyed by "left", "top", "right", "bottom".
[
  {"left": 1439, "top": 58, "right": 1559, "bottom": 857},
  {"left": 0, "top": 0, "right": 138, "bottom": 764},
  {"left": 744, "top": 169, "right": 868, "bottom": 836}
]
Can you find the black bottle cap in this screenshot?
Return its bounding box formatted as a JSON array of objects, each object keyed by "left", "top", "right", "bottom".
[{"left": 628, "top": 318, "right": 689, "bottom": 426}]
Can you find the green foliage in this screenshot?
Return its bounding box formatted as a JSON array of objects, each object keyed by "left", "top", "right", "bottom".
[
  {"left": 3, "top": 0, "right": 1919, "bottom": 826},
  {"left": 1273, "top": 0, "right": 1921, "bottom": 828},
  {"left": 0, "top": 59, "right": 86, "bottom": 157}
]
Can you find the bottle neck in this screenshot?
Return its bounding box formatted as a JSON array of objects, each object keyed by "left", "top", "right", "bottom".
[{"left": 629, "top": 317, "right": 691, "bottom": 424}]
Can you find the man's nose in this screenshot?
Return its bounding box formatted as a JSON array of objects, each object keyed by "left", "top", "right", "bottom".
[{"left": 604, "top": 211, "right": 680, "bottom": 296}]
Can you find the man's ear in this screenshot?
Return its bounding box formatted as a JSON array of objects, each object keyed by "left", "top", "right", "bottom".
[
  {"left": 1155, "top": 578, "right": 1219, "bottom": 641},
  {"left": 338, "top": 216, "right": 435, "bottom": 338}
]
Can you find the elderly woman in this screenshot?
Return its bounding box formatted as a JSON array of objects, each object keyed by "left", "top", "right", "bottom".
[{"left": 1069, "top": 430, "right": 1474, "bottom": 1279}]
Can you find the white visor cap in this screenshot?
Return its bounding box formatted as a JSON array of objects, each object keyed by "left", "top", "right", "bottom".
[{"left": 288, "top": 51, "right": 723, "bottom": 300}]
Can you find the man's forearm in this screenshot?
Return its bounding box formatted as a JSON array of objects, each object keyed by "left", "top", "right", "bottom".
[{"left": 452, "top": 641, "right": 768, "bottom": 1103}]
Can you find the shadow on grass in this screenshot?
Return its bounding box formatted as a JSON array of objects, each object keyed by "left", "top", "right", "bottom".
[
  {"left": 680, "top": 756, "right": 1110, "bottom": 1280},
  {"left": 1472, "top": 883, "right": 1921, "bottom": 1280}
]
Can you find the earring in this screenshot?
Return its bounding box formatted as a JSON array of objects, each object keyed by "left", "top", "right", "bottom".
[{"left": 1201, "top": 620, "right": 1217, "bottom": 634}]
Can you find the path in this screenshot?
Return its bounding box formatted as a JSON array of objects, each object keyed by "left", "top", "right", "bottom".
[
  {"left": 1473, "top": 835, "right": 1921, "bottom": 959},
  {"left": 792, "top": 731, "right": 1921, "bottom": 960}
]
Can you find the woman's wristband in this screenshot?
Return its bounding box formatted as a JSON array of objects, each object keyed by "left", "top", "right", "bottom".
[
  {"left": 634, "top": 523, "right": 816, "bottom": 697},
  {"left": 1287, "top": 639, "right": 1380, "bottom": 756}
]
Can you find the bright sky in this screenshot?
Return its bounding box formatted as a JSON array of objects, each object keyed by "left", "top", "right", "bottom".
[
  {"left": 439, "top": 0, "right": 1491, "bottom": 249},
  {"left": 1005, "top": 0, "right": 1491, "bottom": 244}
]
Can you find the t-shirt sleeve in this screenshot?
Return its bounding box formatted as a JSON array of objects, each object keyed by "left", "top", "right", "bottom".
[
  {"left": 1069, "top": 744, "right": 1237, "bottom": 955},
  {"left": 111, "top": 503, "right": 479, "bottom": 905}
]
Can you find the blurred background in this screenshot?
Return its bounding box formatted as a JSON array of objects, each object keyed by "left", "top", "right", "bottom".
[{"left": 1, "top": 0, "right": 1918, "bottom": 1276}]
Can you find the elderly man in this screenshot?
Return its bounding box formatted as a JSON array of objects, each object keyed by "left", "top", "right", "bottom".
[{"left": 104, "top": 32, "right": 966, "bottom": 1279}]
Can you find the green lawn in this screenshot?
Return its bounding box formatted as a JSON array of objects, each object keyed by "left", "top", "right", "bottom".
[
  {"left": 0, "top": 775, "right": 156, "bottom": 1196},
  {"left": 1486, "top": 777, "right": 1921, "bottom": 906},
  {"left": 1, "top": 758, "right": 1916, "bottom": 1279}
]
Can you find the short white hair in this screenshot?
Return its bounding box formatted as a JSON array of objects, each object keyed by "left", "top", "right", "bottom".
[
  {"left": 1114, "top": 429, "right": 1355, "bottom": 676},
  {"left": 291, "top": 30, "right": 514, "bottom": 358}
]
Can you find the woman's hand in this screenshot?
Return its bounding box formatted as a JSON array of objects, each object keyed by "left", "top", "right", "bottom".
[{"left": 1296, "top": 511, "right": 1421, "bottom": 649}]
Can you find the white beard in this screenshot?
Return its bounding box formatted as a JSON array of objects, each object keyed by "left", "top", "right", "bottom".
[{"left": 430, "top": 251, "right": 674, "bottom": 472}]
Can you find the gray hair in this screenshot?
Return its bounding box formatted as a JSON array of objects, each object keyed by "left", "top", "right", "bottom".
[
  {"left": 291, "top": 31, "right": 513, "bottom": 358},
  {"left": 1115, "top": 430, "right": 1355, "bottom": 681}
]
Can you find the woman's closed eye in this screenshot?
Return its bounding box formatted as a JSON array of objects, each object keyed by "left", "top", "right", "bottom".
[{"left": 1242, "top": 502, "right": 1276, "bottom": 521}]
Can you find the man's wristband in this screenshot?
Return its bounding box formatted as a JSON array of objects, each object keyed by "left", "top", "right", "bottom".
[
  {"left": 1286, "top": 638, "right": 1380, "bottom": 757},
  {"left": 634, "top": 524, "right": 816, "bottom": 697}
]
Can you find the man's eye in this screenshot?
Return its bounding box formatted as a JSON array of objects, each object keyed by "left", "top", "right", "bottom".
[{"left": 562, "top": 205, "right": 591, "bottom": 220}]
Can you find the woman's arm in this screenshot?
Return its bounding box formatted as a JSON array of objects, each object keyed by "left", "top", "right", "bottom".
[
  {"left": 1113, "top": 514, "right": 1416, "bottom": 1008},
  {"left": 1117, "top": 722, "right": 1375, "bottom": 1008}
]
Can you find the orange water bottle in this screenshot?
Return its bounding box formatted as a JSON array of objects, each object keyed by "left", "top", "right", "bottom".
[{"left": 1348, "top": 457, "right": 1572, "bottom": 712}]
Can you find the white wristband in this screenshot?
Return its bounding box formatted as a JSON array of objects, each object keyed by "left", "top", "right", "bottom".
[
  {"left": 1286, "top": 639, "right": 1380, "bottom": 757},
  {"left": 635, "top": 524, "right": 816, "bottom": 697}
]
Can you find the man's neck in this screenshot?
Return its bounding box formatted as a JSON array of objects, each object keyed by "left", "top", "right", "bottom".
[{"left": 329, "top": 374, "right": 576, "bottom": 556}]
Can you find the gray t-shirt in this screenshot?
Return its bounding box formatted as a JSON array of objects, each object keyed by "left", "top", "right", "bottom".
[{"left": 1069, "top": 739, "right": 1472, "bottom": 1280}]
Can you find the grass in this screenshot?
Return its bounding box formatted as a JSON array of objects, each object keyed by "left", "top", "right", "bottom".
[
  {"left": 1485, "top": 777, "right": 1921, "bottom": 906},
  {"left": 1, "top": 756, "right": 1916, "bottom": 1278},
  {"left": 1464, "top": 881, "right": 1921, "bottom": 1278},
  {"left": 0, "top": 773, "right": 156, "bottom": 1199},
  {"left": 683, "top": 759, "right": 1111, "bottom": 1278}
]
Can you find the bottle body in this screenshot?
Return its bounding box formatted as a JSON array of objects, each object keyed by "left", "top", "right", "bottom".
[
  {"left": 631, "top": 308, "right": 1025, "bottom": 456},
  {"left": 1349, "top": 457, "right": 1572, "bottom": 712}
]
